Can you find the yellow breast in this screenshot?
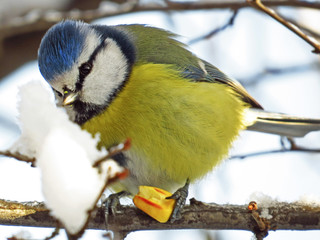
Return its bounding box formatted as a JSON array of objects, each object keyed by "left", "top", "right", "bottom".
[{"left": 83, "top": 63, "right": 248, "bottom": 186}]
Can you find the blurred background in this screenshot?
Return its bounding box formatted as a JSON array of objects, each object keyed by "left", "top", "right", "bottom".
[{"left": 0, "top": 0, "right": 320, "bottom": 239}]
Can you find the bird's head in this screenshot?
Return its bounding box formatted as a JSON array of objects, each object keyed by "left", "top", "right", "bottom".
[{"left": 38, "top": 20, "right": 136, "bottom": 124}]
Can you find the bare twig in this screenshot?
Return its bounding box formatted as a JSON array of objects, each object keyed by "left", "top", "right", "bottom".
[
  {"left": 0, "top": 138, "right": 130, "bottom": 169},
  {"left": 239, "top": 62, "right": 320, "bottom": 87},
  {"left": 230, "top": 137, "right": 320, "bottom": 160},
  {"left": 0, "top": 151, "right": 35, "bottom": 165},
  {"left": 92, "top": 138, "right": 131, "bottom": 168},
  {"left": 284, "top": 16, "right": 320, "bottom": 41},
  {"left": 247, "top": 0, "right": 320, "bottom": 54},
  {"left": 188, "top": 10, "right": 239, "bottom": 44},
  {"left": 230, "top": 147, "right": 320, "bottom": 160},
  {"left": 44, "top": 225, "right": 61, "bottom": 240}
]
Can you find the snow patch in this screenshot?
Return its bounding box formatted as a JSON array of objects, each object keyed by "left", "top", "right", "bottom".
[{"left": 10, "top": 82, "right": 125, "bottom": 234}]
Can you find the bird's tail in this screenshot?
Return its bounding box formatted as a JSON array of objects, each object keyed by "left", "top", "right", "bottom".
[{"left": 244, "top": 108, "right": 320, "bottom": 137}]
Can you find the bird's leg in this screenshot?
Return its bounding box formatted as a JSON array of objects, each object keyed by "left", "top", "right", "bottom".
[
  {"left": 166, "top": 178, "right": 190, "bottom": 222},
  {"left": 103, "top": 191, "right": 131, "bottom": 224}
]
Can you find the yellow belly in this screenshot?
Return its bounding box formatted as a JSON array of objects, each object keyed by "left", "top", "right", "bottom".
[{"left": 83, "top": 63, "right": 248, "bottom": 190}]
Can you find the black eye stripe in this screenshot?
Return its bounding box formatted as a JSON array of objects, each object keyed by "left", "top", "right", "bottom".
[
  {"left": 52, "top": 88, "right": 62, "bottom": 97},
  {"left": 76, "top": 40, "right": 106, "bottom": 91},
  {"left": 88, "top": 40, "right": 106, "bottom": 64}
]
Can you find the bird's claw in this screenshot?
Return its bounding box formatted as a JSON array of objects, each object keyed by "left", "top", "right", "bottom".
[
  {"left": 103, "top": 191, "right": 131, "bottom": 225},
  {"left": 166, "top": 179, "right": 190, "bottom": 223}
]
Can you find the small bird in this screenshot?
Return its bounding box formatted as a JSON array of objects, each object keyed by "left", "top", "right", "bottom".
[{"left": 38, "top": 20, "right": 320, "bottom": 217}]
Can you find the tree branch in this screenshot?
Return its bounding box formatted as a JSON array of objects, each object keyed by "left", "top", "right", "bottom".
[
  {"left": 2, "top": 0, "right": 320, "bottom": 39},
  {"left": 230, "top": 147, "right": 320, "bottom": 160},
  {"left": 92, "top": 138, "right": 131, "bottom": 168},
  {"left": 238, "top": 62, "right": 320, "bottom": 87},
  {"left": 188, "top": 10, "right": 239, "bottom": 45},
  {"left": 1, "top": 0, "right": 320, "bottom": 79},
  {"left": 230, "top": 137, "right": 320, "bottom": 160},
  {"left": 247, "top": 0, "right": 320, "bottom": 54},
  {"left": 1, "top": 198, "right": 320, "bottom": 240}
]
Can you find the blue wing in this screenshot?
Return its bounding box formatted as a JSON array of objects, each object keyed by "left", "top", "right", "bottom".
[{"left": 181, "top": 60, "right": 263, "bottom": 109}]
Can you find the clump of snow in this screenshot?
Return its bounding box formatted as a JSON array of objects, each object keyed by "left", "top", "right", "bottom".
[
  {"left": 38, "top": 128, "right": 122, "bottom": 234},
  {"left": 260, "top": 208, "right": 272, "bottom": 220},
  {"left": 249, "top": 192, "right": 320, "bottom": 220},
  {"left": 249, "top": 192, "right": 277, "bottom": 207},
  {"left": 298, "top": 195, "right": 320, "bottom": 207},
  {"left": 11, "top": 82, "right": 125, "bottom": 235},
  {"left": 249, "top": 192, "right": 275, "bottom": 219},
  {"left": 10, "top": 82, "right": 108, "bottom": 162}
]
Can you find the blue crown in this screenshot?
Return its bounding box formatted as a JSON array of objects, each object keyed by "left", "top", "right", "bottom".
[{"left": 38, "top": 20, "right": 87, "bottom": 81}]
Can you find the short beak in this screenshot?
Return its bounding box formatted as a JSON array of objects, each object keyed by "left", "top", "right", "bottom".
[{"left": 63, "top": 92, "right": 78, "bottom": 106}]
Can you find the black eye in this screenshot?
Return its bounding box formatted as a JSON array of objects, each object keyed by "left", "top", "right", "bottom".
[{"left": 79, "top": 62, "right": 92, "bottom": 78}]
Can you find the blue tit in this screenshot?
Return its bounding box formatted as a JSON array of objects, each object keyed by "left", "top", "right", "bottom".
[{"left": 38, "top": 20, "right": 320, "bottom": 195}]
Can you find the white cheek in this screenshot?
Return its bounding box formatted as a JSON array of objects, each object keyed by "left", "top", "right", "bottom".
[{"left": 81, "top": 39, "right": 128, "bottom": 105}]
